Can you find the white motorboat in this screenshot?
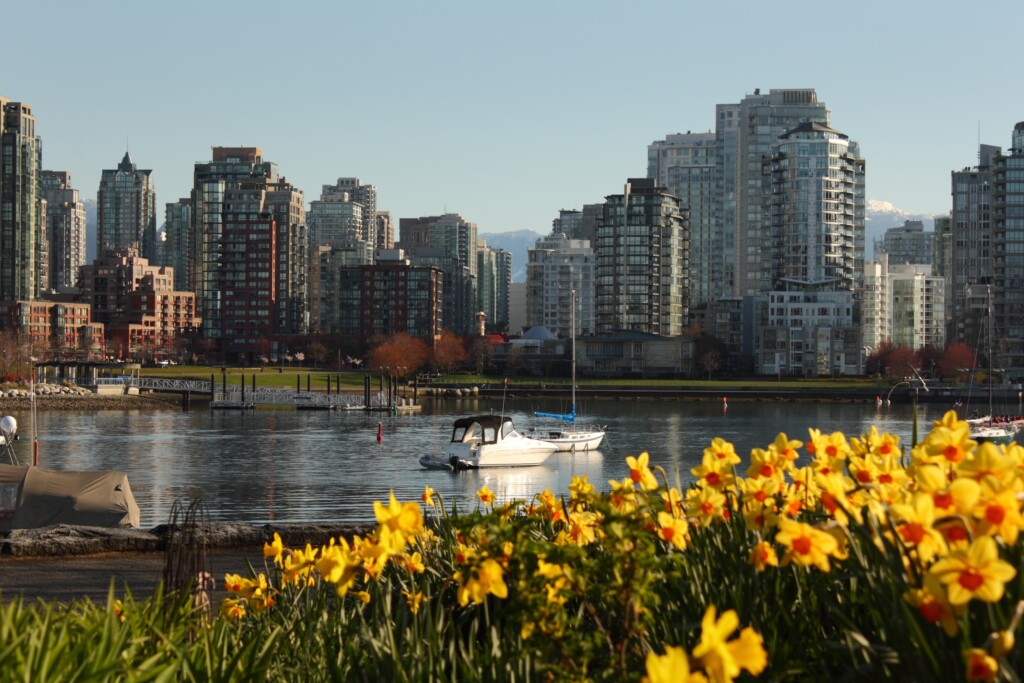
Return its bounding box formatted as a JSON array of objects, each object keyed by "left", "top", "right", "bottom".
[
  {"left": 419, "top": 414, "right": 558, "bottom": 470},
  {"left": 527, "top": 289, "right": 605, "bottom": 452}
]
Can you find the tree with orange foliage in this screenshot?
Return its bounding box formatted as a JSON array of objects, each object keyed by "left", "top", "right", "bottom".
[
  {"left": 883, "top": 345, "right": 917, "bottom": 382},
  {"left": 938, "top": 342, "right": 976, "bottom": 381},
  {"left": 432, "top": 330, "right": 467, "bottom": 375},
  {"left": 368, "top": 333, "right": 430, "bottom": 378}
]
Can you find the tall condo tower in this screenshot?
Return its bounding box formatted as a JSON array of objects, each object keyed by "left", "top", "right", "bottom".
[
  {"left": 594, "top": 178, "right": 688, "bottom": 336},
  {"left": 993, "top": 123, "right": 1024, "bottom": 372},
  {"left": 40, "top": 171, "right": 87, "bottom": 292},
  {"left": 718, "top": 89, "right": 830, "bottom": 296},
  {"left": 97, "top": 152, "right": 157, "bottom": 261},
  {"left": 0, "top": 97, "right": 43, "bottom": 301}
]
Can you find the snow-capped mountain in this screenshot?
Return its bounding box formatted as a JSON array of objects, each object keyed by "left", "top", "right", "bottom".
[
  {"left": 865, "top": 200, "right": 939, "bottom": 258},
  {"left": 479, "top": 229, "right": 543, "bottom": 283}
]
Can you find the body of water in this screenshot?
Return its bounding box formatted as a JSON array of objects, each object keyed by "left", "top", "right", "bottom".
[{"left": 2, "top": 396, "right": 949, "bottom": 528}]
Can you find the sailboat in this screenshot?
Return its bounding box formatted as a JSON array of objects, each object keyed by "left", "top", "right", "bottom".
[
  {"left": 967, "top": 286, "right": 1017, "bottom": 445},
  {"left": 528, "top": 290, "right": 606, "bottom": 452}
]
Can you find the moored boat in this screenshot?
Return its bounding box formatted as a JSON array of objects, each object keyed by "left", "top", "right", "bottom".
[{"left": 419, "top": 414, "right": 557, "bottom": 470}]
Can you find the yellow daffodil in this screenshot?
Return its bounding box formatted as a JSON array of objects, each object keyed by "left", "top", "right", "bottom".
[
  {"left": 973, "top": 484, "right": 1024, "bottom": 544},
  {"left": 476, "top": 485, "right": 496, "bottom": 506},
  {"left": 903, "top": 574, "right": 960, "bottom": 636},
  {"left": 608, "top": 477, "right": 638, "bottom": 513},
  {"left": 626, "top": 451, "right": 659, "bottom": 491},
  {"left": 704, "top": 437, "right": 741, "bottom": 466},
  {"left": 748, "top": 541, "right": 779, "bottom": 571},
  {"left": 686, "top": 486, "right": 727, "bottom": 527},
  {"left": 111, "top": 599, "right": 125, "bottom": 622},
  {"left": 656, "top": 511, "right": 690, "bottom": 551},
  {"left": 775, "top": 518, "right": 840, "bottom": 572},
  {"left": 642, "top": 645, "right": 692, "bottom": 683},
  {"left": 915, "top": 410, "right": 976, "bottom": 467},
  {"left": 354, "top": 590, "right": 371, "bottom": 604},
  {"left": 455, "top": 558, "right": 508, "bottom": 606},
  {"left": 890, "top": 493, "right": 947, "bottom": 564},
  {"left": 374, "top": 490, "right": 425, "bottom": 540},
  {"left": 557, "top": 509, "right": 603, "bottom": 546},
  {"left": 964, "top": 647, "right": 1000, "bottom": 682},
  {"left": 662, "top": 487, "right": 685, "bottom": 517},
  {"left": 220, "top": 597, "right": 246, "bottom": 620},
  {"left": 691, "top": 451, "right": 736, "bottom": 490},
  {"left": 421, "top": 485, "right": 436, "bottom": 507},
  {"left": 403, "top": 590, "right": 424, "bottom": 614},
  {"left": 957, "top": 442, "right": 1017, "bottom": 487},
  {"left": 691, "top": 605, "right": 768, "bottom": 683},
  {"left": 316, "top": 538, "right": 362, "bottom": 595},
  {"left": 263, "top": 531, "right": 285, "bottom": 565},
  {"left": 928, "top": 536, "right": 1017, "bottom": 606},
  {"left": 568, "top": 474, "right": 594, "bottom": 502}
]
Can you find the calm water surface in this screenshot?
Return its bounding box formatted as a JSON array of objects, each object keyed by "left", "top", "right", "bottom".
[{"left": 4, "top": 397, "right": 947, "bottom": 528}]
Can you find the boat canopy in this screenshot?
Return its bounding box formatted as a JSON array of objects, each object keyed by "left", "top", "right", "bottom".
[
  {"left": 0, "top": 464, "right": 140, "bottom": 530},
  {"left": 535, "top": 405, "right": 576, "bottom": 423},
  {"left": 450, "top": 415, "right": 515, "bottom": 445}
]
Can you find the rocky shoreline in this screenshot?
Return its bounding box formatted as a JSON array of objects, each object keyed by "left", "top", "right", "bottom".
[
  {"left": 0, "top": 522, "right": 375, "bottom": 557},
  {"left": 0, "top": 392, "right": 181, "bottom": 411}
]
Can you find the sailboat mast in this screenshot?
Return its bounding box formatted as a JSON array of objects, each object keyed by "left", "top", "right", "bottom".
[
  {"left": 571, "top": 289, "right": 576, "bottom": 431},
  {"left": 988, "top": 285, "right": 994, "bottom": 416}
]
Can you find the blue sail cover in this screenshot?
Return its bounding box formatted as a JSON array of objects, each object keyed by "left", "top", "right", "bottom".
[{"left": 535, "top": 405, "right": 576, "bottom": 423}]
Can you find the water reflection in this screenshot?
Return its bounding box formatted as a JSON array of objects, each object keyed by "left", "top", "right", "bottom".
[{"left": 0, "top": 398, "right": 945, "bottom": 528}]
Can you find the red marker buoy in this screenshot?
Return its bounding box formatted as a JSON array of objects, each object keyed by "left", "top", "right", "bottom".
[{"left": 377, "top": 422, "right": 383, "bottom": 446}]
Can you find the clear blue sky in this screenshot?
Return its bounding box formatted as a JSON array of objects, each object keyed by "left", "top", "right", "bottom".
[{"left": 6, "top": 0, "right": 1023, "bottom": 231}]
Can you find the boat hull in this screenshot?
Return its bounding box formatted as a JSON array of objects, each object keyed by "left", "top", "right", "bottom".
[{"left": 526, "top": 429, "right": 605, "bottom": 452}]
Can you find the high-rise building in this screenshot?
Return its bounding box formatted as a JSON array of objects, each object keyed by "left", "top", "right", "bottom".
[
  {"left": 40, "top": 171, "right": 86, "bottom": 293},
  {"left": 877, "top": 220, "right": 934, "bottom": 266},
  {"left": 164, "top": 199, "right": 191, "bottom": 292},
  {"left": 476, "top": 240, "right": 511, "bottom": 333},
  {"left": 647, "top": 131, "right": 720, "bottom": 309},
  {"left": 993, "top": 122, "right": 1024, "bottom": 373},
  {"left": 0, "top": 97, "right": 43, "bottom": 302},
  {"left": 594, "top": 178, "right": 688, "bottom": 335},
  {"left": 308, "top": 178, "right": 377, "bottom": 249},
  {"left": 97, "top": 152, "right": 157, "bottom": 261},
  {"left": 375, "top": 211, "right": 394, "bottom": 250},
  {"left": 949, "top": 144, "right": 999, "bottom": 346},
  {"left": 890, "top": 264, "right": 945, "bottom": 351},
  {"left": 763, "top": 121, "right": 865, "bottom": 292},
  {"left": 525, "top": 233, "right": 595, "bottom": 337},
  {"left": 862, "top": 253, "right": 891, "bottom": 353},
  {"left": 188, "top": 148, "right": 309, "bottom": 357},
  {"left": 718, "top": 89, "right": 830, "bottom": 296},
  {"left": 398, "top": 213, "right": 478, "bottom": 334}
]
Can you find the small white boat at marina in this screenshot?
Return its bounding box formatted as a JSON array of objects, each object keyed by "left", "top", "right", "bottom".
[{"left": 419, "top": 414, "right": 558, "bottom": 470}]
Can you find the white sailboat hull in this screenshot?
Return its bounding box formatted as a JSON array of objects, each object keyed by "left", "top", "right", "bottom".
[{"left": 526, "top": 428, "right": 604, "bottom": 452}]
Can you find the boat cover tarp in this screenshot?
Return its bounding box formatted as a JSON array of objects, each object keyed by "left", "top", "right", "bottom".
[{"left": 0, "top": 464, "right": 140, "bottom": 530}]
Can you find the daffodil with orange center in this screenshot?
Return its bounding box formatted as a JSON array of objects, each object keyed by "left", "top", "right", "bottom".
[
  {"left": 455, "top": 558, "right": 508, "bottom": 606},
  {"left": 220, "top": 598, "right": 246, "bottom": 620},
  {"left": 748, "top": 541, "right": 779, "bottom": 571},
  {"left": 691, "top": 451, "right": 736, "bottom": 490},
  {"left": 704, "top": 437, "right": 741, "bottom": 466},
  {"left": 686, "top": 486, "right": 727, "bottom": 527},
  {"left": 964, "top": 647, "right": 1000, "bottom": 682},
  {"left": 746, "top": 446, "right": 786, "bottom": 480},
  {"left": 661, "top": 486, "right": 685, "bottom": 517},
  {"left": 890, "top": 492, "right": 947, "bottom": 564},
  {"left": 957, "top": 441, "right": 1017, "bottom": 488},
  {"left": 283, "top": 544, "right": 319, "bottom": 587},
  {"left": 626, "top": 451, "right": 659, "bottom": 491},
  {"left": 691, "top": 605, "right": 768, "bottom": 683},
  {"left": 915, "top": 410, "right": 976, "bottom": 468},
  {"left": 815, "top": 471, "right": 857, "bottom": 525},
  {"left": 903, "top": 573, "right": 961, "bottom": 636},
  {"left": 472, "top": 484, "right": 495, "bottom": 506},
  {"left": 642, "top": 646, "right": 697, "bottom": 683},
  {"left": 608, "top": 477, "right": 638, "bottom": 513},
  {"left": 656, "top": 510, "right": 690, "bottom": 551},
  {"left": 557, "top": 509, "right": 603, "bottom": 546},
  {"left": 775, "top": 518, "right": 840, "bottom": 572},
  {"left": 421, "top": 485, "right": 436, "bottom": 508},
  {"left": 928, "top": 535, "right": 1017, "bottom": 606},
  {"left": 972, "top": 483, "right": 1024, "bottom": 544}
]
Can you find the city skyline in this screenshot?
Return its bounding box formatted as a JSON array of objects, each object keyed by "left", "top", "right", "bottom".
[{"left": 6, "top": 0, "right": 1024, "bottom": 233}]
